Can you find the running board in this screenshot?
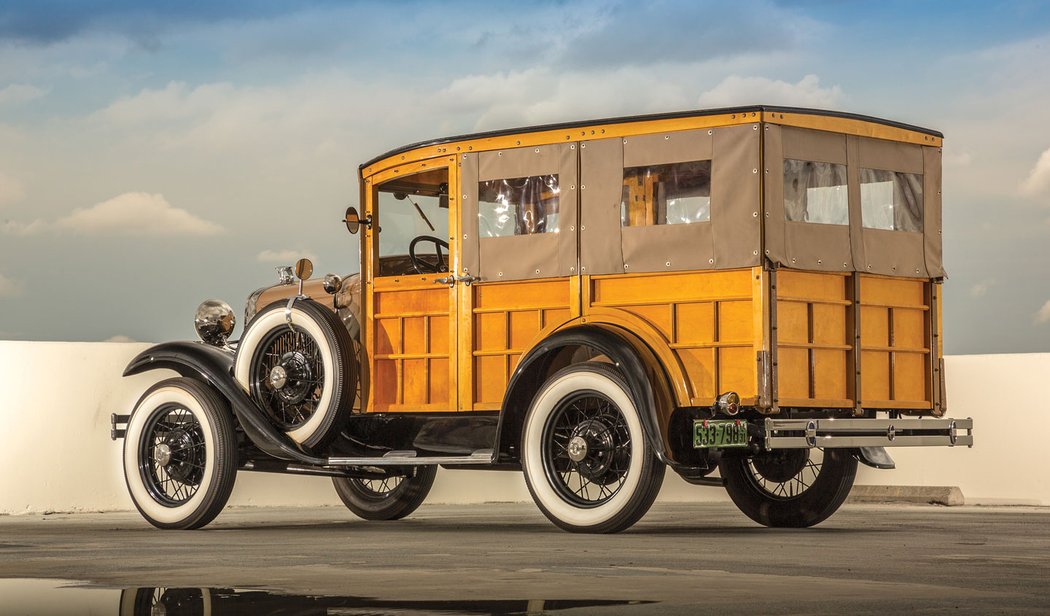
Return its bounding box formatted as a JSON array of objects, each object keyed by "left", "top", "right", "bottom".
[
  {"left": 763, "top": 417, "right": 973, "bottom": 449},
  {"left": 326, "top": 449, "right": 495, "bottom": 467}
]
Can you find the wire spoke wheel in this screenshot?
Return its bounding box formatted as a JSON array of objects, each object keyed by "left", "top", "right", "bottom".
[
  {"left": 746, "top": 448, "right": 823, "bottom": 500},
  {"left": 333, "top": 466, "right": 436, "bottom": 521},
  {"left": 720, "top": 447, "right": 857, "bottom": 528},
  {"left": 250, "top": 325, "right": 326, "bottom": 431},
  {"left": 542, "top": 392, "right": 632, "bottom": 508},
  {"left": 139, "top": 404, "right": 207, "bottom": 507}
]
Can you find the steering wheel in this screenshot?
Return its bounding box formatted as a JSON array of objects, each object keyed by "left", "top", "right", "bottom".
[{"left": 408, "top": 235, "right": 449, "bottom": 274}]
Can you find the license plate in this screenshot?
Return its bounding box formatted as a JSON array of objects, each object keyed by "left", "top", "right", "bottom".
[{"left": 693, "top": 419, "right": 749, "bottom": 448}]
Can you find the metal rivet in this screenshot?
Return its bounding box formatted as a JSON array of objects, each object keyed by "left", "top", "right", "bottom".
[
  {"left": 664, "top": 135, "right": 670, "bottom": 140},
  {"left": 753, "top": 169, "right": 758, "bottom": 174},
  {"left": 753, "top": 212, "right": 758, "bottom": 217},
  {"left": 818, "top": 259, "right": 823, "bottom": 264},
  {"left": 581, "top": 143, "right": 586, "bottom": 148},
  {"left": 462, "top": 194, "right": 467, "bottom": 200},
  {"left": 623, "top": 139, "right": 628, "bottom": 144},
  {"left": 765, "top": 249, "right": 770, "bottom": 255},
  {"left": 665, "top": 261, "right": 671, "bottom": 267},
  {"left": 581, "top": 184, "right": 586, "bottom": 190},
  {"left": 570, "top": 185, "right": 575, "bottom": 190},
  {"left": 753, "top": 250, "right": 759, "bottom": 256},
  {"left": 570, "top": 267, "right": 575, "bottom": 273},
  {"left": 535, "top": 269, "right": 540, "bottom": 274},
  {"left": 624, "top": 264, "right": 629, "bottom": 270},
  {"left": 535, "top": 148, "right": 540, "bottom": 153},
  {"left": 581, "top": 266, "right": 586, "bottom": 272},
  {"left": 916, "top": 268, "right": 920, "bottom": 274},
  {"left": 463, "top": 234, "right": 468, "bottom": 239},
  {"left": 570, "top": 144, "right": 575, "bottom": 150},
  {"left": 708, "top": 258, "right": 714, "bottom": 264},
  {"left": 462, "top": 154, "right": 467, "bottom": 159},
  {"left": 497, "top": 151, "right": 503, "bottom": 156},
  {"left": 498, "top": 272, "right": 504, "bottom": 277},
  {"left": 753, "top": 124, "right": 759, "bottom": 130},
  {"left": 792, "top": 258, "right": 797, "bottom": 263},
  {"left": 867, "top": 265, "right": 872, "bottom": 270},
  {"left": 580, "top": 225, "right": 585, "bottom": 231},
  {"left": 707, "top": 130, "right": 713, "bottom": 135},
  {"left": 843, "top": 263, "right": 848, "bottom": 268}
]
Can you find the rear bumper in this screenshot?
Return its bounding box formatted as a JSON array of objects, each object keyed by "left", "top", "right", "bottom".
[{"left": 763, "top": 417, "right": 973, "bottom": 449}]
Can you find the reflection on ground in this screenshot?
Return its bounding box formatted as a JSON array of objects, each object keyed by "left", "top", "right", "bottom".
[{"left": 0, "top": 578, "right": 653, "bottom": 615}]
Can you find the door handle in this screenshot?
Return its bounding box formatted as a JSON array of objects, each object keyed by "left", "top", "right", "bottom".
[
  {"left": 434, "top": 276, "right": 455, "bottom": 288},
  {"left": 455, "top": 274, "right": 481, "bottom": 286}
]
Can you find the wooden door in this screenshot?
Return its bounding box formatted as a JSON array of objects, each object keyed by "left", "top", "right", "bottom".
[{"left": 364, "top": 162, "right": 458, "bottom": 412}]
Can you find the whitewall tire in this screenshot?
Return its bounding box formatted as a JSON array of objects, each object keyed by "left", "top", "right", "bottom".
[
  {"left": 234, "top": 299, "right": 355, "bottom": 448},
  {"left": 123, "top": 378, "right": 237, "bottom": 530},
  {"left": 521, "top": 363, "right": 665, "bottom": 533}
]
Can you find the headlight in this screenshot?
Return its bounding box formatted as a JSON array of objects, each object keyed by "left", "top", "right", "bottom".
[{"left": 194, "top": 299, "right": 235, "bottom": 347}]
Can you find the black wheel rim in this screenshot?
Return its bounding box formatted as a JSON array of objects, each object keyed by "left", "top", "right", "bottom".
[
  {"left": 139, "top": 404, "right": 206, "bottom": 507},
  {"left": 350, "top": 476, "right": 405, "bottom": 501},
  {"left": 250, "top": 325, "right": 325, "bottom": 430},
  {"left": 745, "top": 449, "right": 824, "bottom": 500},
  {"left": 541, "top": 391, "right": 632, "bottom": 508}
]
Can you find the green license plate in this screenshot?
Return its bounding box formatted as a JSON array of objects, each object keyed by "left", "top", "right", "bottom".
[{"left": 693, "top": 419, "right": 749, "bottom": 448}]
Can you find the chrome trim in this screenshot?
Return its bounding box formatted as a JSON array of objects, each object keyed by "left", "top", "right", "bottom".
[
  {"left": 276, "top": 266, "right": 295, "bottom": 285},
  {"left": 326, "top": 449, "right": 495, "bottom": 467},
  {"left": 763, "top": 417, "right": 974, "bottom": 450},
  {"left": 244, "top": 286, "right": 268, "bottom": 324},
  {"left": 194, "top": 299, "right": 236, "bottom": 347}
]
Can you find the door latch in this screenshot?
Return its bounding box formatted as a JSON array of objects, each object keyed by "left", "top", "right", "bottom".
[
  {"left": 433, "top": 276, "right": 455, "bottom": 288},
  {"left": 455, "top": 274, "right": 481, "bottom": 286}
]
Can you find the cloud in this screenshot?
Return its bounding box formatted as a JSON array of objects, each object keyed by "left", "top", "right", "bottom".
[
  {"left": 0, "top": 172, "right": 26, "bottom": 206},
  {"left": 0, "top": 83, "right": 46, "bottom": 105},
  {"left": 555, "top": 0, "right": 821, "bottom": 70},
  {"left": 696, "top": 74, "right": 843, "bottom": 108},
  {"left": 943, "top": 149, "right": 972, "bottom": 168},
  {"left": 0, "top": 273, "right": 22, "bottom": 298},
  {"left": 1020, "top": 147, "right": 1050, "bottom": 198},
  {"left": 1036, "top": 300, "right": 1050, "bottom": 325},
  {"left": 257, "top": 249, "right": 318, "bottom": 264},
  {"left": 55, "top": 192, "right": 222, "bottom": 236},
  {"left": 969, "top": 280, "right": 995, "bottom": 297}
]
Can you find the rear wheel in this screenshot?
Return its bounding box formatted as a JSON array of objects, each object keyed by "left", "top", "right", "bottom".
[
  {"left": 122, "top": 378, "right": 237, "bottom": 530},
  {"left": 332, "top": 466, "right": 437, "bottom": 521},
  {"left": 521, "top": 363, "right": 665, "bottom": 533},
  {"left": 720, "top": 448, "right": 857, "bottom": 528}
]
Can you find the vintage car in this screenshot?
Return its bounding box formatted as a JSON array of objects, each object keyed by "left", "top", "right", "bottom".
[{"left": 112, "top": 105, "right": 972, "bottom": 533}]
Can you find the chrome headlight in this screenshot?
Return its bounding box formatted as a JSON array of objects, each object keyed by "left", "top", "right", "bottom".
[
  {"left": 323, "top": 273, "right": 343, "bottom": 294},
  {"left": 194, "top": 299, "right": 235, "bottom": 347}
]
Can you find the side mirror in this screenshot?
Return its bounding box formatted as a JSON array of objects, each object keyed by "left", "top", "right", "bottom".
[
  {"left": 294, "top": 258, "right": 313, "bottom": 280},
  {"left": 344, "top": 206, "right": 370, "bottom": 235}
]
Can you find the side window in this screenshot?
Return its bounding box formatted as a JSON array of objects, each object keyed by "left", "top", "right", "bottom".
[
  {"left": 478, "top": 174, "right": 560, "bottom": 238},
  {"left": 620, "top": 160, "right": 711, "bottom": 227},
  {"left": 375, "top": 168, "right": 450, "bottom": 277},
  {"left": 860, "top": 169, "right": 923, "bottom": 232},
  {"left": 783, "top": 159, "right": 848, "bottom": 225}
]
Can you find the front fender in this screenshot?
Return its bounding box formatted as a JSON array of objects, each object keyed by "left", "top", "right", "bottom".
[{"left": 123, "top": 341, "right": 325, "bottom": 465}]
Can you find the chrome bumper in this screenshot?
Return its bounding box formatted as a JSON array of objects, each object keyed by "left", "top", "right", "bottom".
[{"left": 763, "top": 417, "right": 973, "bottom": 449}]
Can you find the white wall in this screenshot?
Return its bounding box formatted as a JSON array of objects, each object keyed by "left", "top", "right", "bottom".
[{"left": 0, "top": 341, "right": 1045, "bottom": 514}]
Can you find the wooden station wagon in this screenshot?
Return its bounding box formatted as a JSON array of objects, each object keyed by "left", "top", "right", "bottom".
[{"left": 112, "top": 106, "right": 972, "bottom": 533}]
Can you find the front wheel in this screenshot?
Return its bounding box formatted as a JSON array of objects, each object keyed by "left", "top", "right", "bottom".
[
  {"left": 521, "top": 363, "right": 665, "bottom": 533},
  {"left": 719, "top": 448, "right": 857, "bottom": 528},
  {"left": 332, "top": 466, "right": 437, "bottom": 521},
  {"left": 122, "top": 378, "right": 237, "bottom": 530}
]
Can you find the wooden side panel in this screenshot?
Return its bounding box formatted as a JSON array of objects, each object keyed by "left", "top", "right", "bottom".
[
  {"left": 858, "top": 274, "right": 932, "bottom": 409},
  {"left": 471, "top": 279, "right": 574, "bottom": 409},
  {"left": 775, "top": 271, "right": 852, "bottom": 407},
  {"left": 371, "top": 277, "right": 453, "bottom": 412},
  {"left": 588, "top": 269, "right": 756, "bottom": 406}
]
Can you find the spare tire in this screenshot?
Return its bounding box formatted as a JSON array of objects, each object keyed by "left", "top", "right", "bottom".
[{"left": 234, "top": 298, "right": 356, "bottom": 448}]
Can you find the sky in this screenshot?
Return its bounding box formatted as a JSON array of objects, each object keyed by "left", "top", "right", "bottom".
[{"left": 0, "top": 0, "right": 1049, "bottom": 354}]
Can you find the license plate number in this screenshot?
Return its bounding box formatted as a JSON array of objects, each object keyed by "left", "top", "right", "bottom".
[{"left": 693, "top": 419, "right": 749, "bottom": 448}]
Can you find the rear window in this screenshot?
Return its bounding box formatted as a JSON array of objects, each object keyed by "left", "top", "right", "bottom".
[
  {"left": 783, "top": 159, "right": 848, "bottom": 225},
  {"left": 860, "top": 169, "right": 923, "bottom": 232},
  {"left": 478, "top": 174, "right": 560, "bottom": 237}
]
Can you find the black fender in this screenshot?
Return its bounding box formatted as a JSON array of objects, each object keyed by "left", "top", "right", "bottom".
[
  {"left": 123, "top": 341, "right": 326, "bottom": 465},
  {"left": 493, "top": 324, "right": 681, "bottom": 468}
]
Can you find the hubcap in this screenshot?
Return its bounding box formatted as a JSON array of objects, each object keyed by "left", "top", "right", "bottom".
[
  {"left": 269, "top": 365, "right": 288, "bottom": 390},
  {"left": 154, "top": 443, "right": 172, "bottom": 466},
  {"left": 567, "top": 436, "right": 588, "bottom": 462}
]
